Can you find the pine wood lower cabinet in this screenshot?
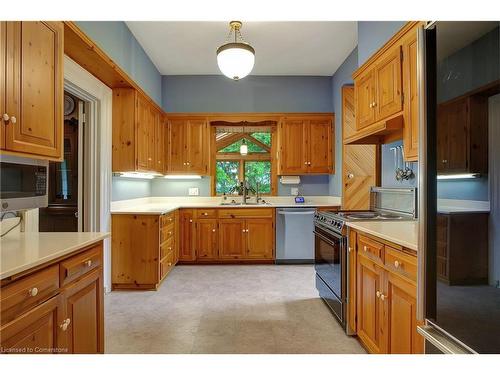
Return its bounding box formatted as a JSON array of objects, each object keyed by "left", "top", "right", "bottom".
[
  {"left": 111, "top": 210, "right": 179, "bottom": 290},
  {"left": 350, "top": 228, "right": 423, "bottom": 354},
  {"left": 0, "top": 241, "right": 104, "bottom": 354},
  {"left": 179, "top": 208, "right": 275, "bottom": 263}
]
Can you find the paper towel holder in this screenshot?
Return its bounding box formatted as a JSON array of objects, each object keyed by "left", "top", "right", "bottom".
[{"left": 280, "top": 176, "right": 301, "bottom": 185}]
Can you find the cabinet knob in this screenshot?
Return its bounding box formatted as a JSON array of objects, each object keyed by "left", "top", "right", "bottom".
[
  {"left": 10, "top": 116, "right": 16, "bottom": 124},
  {"left": 369, "top": 103, "right": 373, "bottom": 108},
  {"left": 168, "top": 231, "right": 172, "bottom": 236},
  {"left": 348, "top": 247, "right": 352, "bottom": 253},
  {"left": 168, "top": 247, "right": 172, "bottom": 251},
  {"left": 380, "top": 294, "right": 387, "bottom": 301},
  {"left": 304, "top": 162, "right": 308, "bottom": 165},
  {"left": 372, "top": 102, "right": 377, "bottom": 107},
  {"left": 189, "top": 219, "right": 193, "bottom": 223},
  {"left": 186, "top": 162, "right": 190, "bottom": 165},
  {"left": 60, "top": 318, "right": 71, "bottom": 331},
  {"left": 442, "top": 159, "right": 448, "bottom": 164},
  {"left": 28, "top": 287, "right": 39, "bottom": 297},
  {"left": 148, "top": 158, "right": 152, "bottom": 161},
  {"left": 376, "top": 290, "right": 381, "bottom": 298},
  {"left": 203, "top": 212, "right": 208, "bottom": 216},
  {"left": 308, "top": 162, "right": 312, "bottom": 166},
  {"left": 363, "top": 246, "right": 368, "bottom": 252},
  {"left": 168, "top": 262, "right": 172, "bottom": 266},
  {"left": 394, "top": 260, "right": 401, "bottom": 268},
  {"left": 169, "top": 218, "right": 173, "bottom": 222},
  {"left": 2, "top": 113, "right": 9, "bottom": 122},
  {"left": 84, "top": 260, "right": 92, "bottom": 267},
  {"left": 183, "top": 162, "right": 186, "bottom": 166},
  {"left": 212, "top": 229, "right": 216, "bottom": 232},
  {"left": 242, "top": 229, "right": 246, "bottom": 233}
]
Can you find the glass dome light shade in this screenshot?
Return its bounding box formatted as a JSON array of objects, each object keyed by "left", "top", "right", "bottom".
[{"left": 217, "top": 42, "right": 255, "bottom": 80}]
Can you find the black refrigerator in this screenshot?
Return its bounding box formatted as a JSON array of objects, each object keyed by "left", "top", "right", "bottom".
[{"left": 417, "top": 21, "right": 500, "bottom": 353}]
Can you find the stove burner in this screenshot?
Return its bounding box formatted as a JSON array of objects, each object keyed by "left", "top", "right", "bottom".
[
  {"left": 378, "top": 213, "right": 403, "bottom": 220},
  {"left": 345, "top": 212, "right": 378, "bottom": 220}
]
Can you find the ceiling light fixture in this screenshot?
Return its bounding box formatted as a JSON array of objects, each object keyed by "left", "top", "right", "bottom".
[{"left": 216, "top": 21, "right": 255, "bottom": 80}]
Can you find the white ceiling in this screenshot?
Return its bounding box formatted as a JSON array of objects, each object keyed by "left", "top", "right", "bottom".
[{"left": 126, "top": 21, "right": 357, "bottom": 76}]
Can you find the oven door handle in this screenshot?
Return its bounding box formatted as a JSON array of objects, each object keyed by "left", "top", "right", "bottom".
[{"left": 313, "top": 230, "right": 339, "bottom": 246}]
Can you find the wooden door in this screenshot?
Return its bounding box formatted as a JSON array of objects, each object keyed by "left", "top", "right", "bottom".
[
  {"left": 246, "top": 218, "right": 274, "bottom": 259},
  {"left": 357, "top": 254, "right": 385, "bottom": 354},
  {"left": 218, "top": 219, "right": 246, "bottom": 259},
  {"left": 186, "top": 119, "right": 207, "bottom": 174},
  {"left": 355, "top": 70, "right": 376, "bottom": 130},
  {"left": 0, "top": 295, "right": 65, "bottom": 353},
  {"left": 342, "top": 86, "right": 379, "bottom": 210},
  {"left": 168, "top": 119, "right": 186, "bottom": 173},
  {"left": 61, "top": 269, "right": 103, "bottom": 354},
  {"left": 384, "top": 272, "right": 423, "bottom": 354},
  {"left": 279, "top": 119, "right": 308, "bottom": 174},
  {"left": 375, "top": 46, "right": 403, "bottom": 120},
  {"left": 308, "top": 119, "right": 333, "bottom": 173},
  {"left": 136, "top": 95, "right": 151, "bottom": 171},
  {"left": 0, "top": 22, "right": 5, "bottom": 149},
  {"left": 179, "top": 210, "right": 196, "bottom": 261},
  {"left": 402, "top": 31, "right": 419, "bottom": 161},
  {"left": 5, "top": 21, "right": 63, "bottom": 159},
  {"left": 196, "top": 219, "right": 218, "bottom": 260}
]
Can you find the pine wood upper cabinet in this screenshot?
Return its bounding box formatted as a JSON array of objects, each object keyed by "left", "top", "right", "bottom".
[
  {"left": 179, "top": 209, "right": 196, "bottom": 261},
  {"left": 375, "top": 46, "right": 403, "bottom": 120},
  {"left": 278, "top": 116, "right": 333, "bottom": 175},
  {"left": 356, "top": 254, "right": 384, "bottom": 354},
  {"left": 218, "top": 219, "right": 246, "bottom": 259},
  {"left": 0, "top": 295, "right": 64, "bottom": 353},
  {"left": 355, "top": 70, "right": 377, "bottom": 130},
  {"left": 167, "top": 117, "right": 209, "bottom": 175},
  {"left": 2, "top": 21, "right": 63, "bottom": 160},
  {"left": 402, "top": 31, "right": 419, "bottom": 161},
  {"left": 60, "top": 269, "right": 103, "bottom": 354},
  {"left": 437, "top": 95, "right": 488, "bottom": 174},
  {"left": 383, "top": 272, "right": 423, "bottom": 354},
  {"left": 196, "top": 219, "right": 218, "bottom": 261},
  {"left": 246, "top": 218, "right": 274, "bottom": 259},
  {"left": 112, "top": 88, "right": 165, "bottom": 174}
]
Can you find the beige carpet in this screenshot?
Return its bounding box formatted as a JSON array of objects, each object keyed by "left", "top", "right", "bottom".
[{"left": 105, "top": 265, "right": 365, "bottom": 354}]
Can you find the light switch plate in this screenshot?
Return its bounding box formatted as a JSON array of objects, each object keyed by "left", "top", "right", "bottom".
[
  {"left": 188, "top": 187, "right": 199, "bottom": 196},
  {"left": 291, "top": 187, "right": 299, "bottom": 196}
]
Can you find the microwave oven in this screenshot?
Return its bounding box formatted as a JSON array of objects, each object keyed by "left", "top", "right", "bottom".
[{"left": 0, "top": 155, "right": 48, "bottom": 212}]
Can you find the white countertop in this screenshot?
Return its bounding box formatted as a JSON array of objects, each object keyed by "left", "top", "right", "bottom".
[
  {"left": 346, "top": 221, "right": 418, "bottom": 251},
  {"left": 0, "top": 232, "right": 110, "bottom": 280},
  {"left": 437, "top": 199, "right": 490, "bottom": 214},
  {"left": 110, "top": 196, "right": 342, "bottom": 215}
]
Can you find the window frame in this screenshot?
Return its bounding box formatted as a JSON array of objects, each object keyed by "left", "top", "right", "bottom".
[{"left": 210, "top": 124, "right": 277, "bottom": 196}]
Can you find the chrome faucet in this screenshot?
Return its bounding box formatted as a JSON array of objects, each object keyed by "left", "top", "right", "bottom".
[
  {"left": 242, "top": 180, "right": 250, "bottom": 204},
  {"left": 256, "top": 181, "right": 261, "bottom": 203}
]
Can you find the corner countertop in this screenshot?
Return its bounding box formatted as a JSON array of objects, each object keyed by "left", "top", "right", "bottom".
[
  {"left": 346, "top": 221, "right": 418, "bottom": 251},
  {"left": 0, "top": 232, "right": 110, "bottom": 280},
  {"left": 110, "top": 196, "right": 342, "bottom": 215}
]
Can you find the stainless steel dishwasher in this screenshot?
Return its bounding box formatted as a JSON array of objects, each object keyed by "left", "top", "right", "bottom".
[{"left": 276, "top": 208, "right": 316, "bottom": 263}]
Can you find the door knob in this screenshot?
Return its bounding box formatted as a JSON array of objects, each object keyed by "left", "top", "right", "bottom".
[{"left": 347, "top": 173, "right": 354, "bottom": 179}]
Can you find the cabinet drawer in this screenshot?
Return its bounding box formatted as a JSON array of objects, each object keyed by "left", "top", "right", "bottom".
[
  {"left": 195, "top": 209, "right": 217, "bottom": 219},
  {"left": 60, "top": 245, "right": 102, "bottom": 287},
  {"left": 1, "top": 265, "right": 59, "bottom": 325},
  {"left": 160, "top": 223, "right": 175, "bottom": 244},
  {"left": 218, "top": 208, "right": 274, "bottom": 219},
  {"left": 160, "top": 212, "right": 175, "bottom": 227},
  {"left": 160, "top": 251, "right": 175, "bottom": 279},
  {"left": 358, "top": 234, "right": 384, "bottom": 263},
  {"left": 385, "top": 246, "right": 417, "bottom": 282},
  {"left": 160, "top": 237, "right": 174, "bottom": 260}
]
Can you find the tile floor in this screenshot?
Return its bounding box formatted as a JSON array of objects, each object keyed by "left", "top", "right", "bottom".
[{"left": 105, "top": 265, "right": 365, "bottom": 354}]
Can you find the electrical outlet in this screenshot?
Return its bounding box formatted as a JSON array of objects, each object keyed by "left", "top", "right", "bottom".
[
  {"left": 291, "top": 187, "right": 299, "bottom": 196},
  {"left": 188, "top": 187, "right": 199, "bottom": 196}
]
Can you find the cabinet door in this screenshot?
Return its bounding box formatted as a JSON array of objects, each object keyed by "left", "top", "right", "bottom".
[
  {"left": 196, "top": 219, "right": 218, "bottom": 260},
  {"left": 168, "top": 119, "right": 186, "bottom": 173},
  {"left": 61, "top": 269, "right": 103, "bottom": 354},
  {"left": 347, "top": 229, "right": 357, "bottom": 333},
  {"left": 436, "top": 104, "right": 449, "bottom": 173},
  {"left": 136, "top": 95, "right": 151, "bottom": 171},
  {"left": 308, "top": 119, "right": 333, "bottom": 174},
  {"left": 355, "top": 70, "right": 376, "bottom": 130},
  {"left": 246, "top": 218, "right": 274, "bottom": 259},
  {"left": 402, "top": 32, "right": 419, "bottom": 161},
  {"left": 186, "top": 119, "right": 207, "bottom": 174},
  {"left": 154, "top": 110, "right": 165, "bottom": 173},
  {"left": 218, "top": 219, "right": 246, "bottom": 259},
  {"left": 342, "top": 86, "right": 380, "bottom": 210},
  {"left": 161, "top": 116, "right": 169, "bottom": 174},
  {"left": 384, "top": 272, "right": 423, "bottom": 354},
  {"left": 0, "top": 295, "right": 65, "bottom": 354},
  {"left": 179, "top": 210, "right": 196, "bottom": 261},
  {"left": 279, "top": 119, "right": 308, "bottom": 174},
  {"left": 5, "top": 21, "right": 63, "bottom": 159},
  {"left": 356, "top": 254, "right": 385, "bottom": 353},
  {"left": 375, "top": 46, "right": 403, "bottom": 120},
  {"left": 0, "top": 22, "right": 5, "bottom": 149}
]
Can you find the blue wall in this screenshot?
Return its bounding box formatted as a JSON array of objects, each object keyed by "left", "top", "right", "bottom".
[
  {"left": 112, "top": 176, "right": 152, "bottom": 201},
  {"left": 329, "top": 47, "right": 358, "bottom": 196},
  {"left": 161, "top": 75, "right": 333, "bottom": 113},
  {"left": 76, "top": 21, "right": 162, "bottom": 105},
  {"left": 437, "top": 178, "right": 489, "bottom": 201},
  {"left": 357, "top": 21, "right": 406, "bottom": 66}
]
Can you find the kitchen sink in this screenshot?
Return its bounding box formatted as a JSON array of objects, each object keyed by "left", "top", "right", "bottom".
[{"left": 219, "top": 201, "right": 271, "bottom": 206}]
